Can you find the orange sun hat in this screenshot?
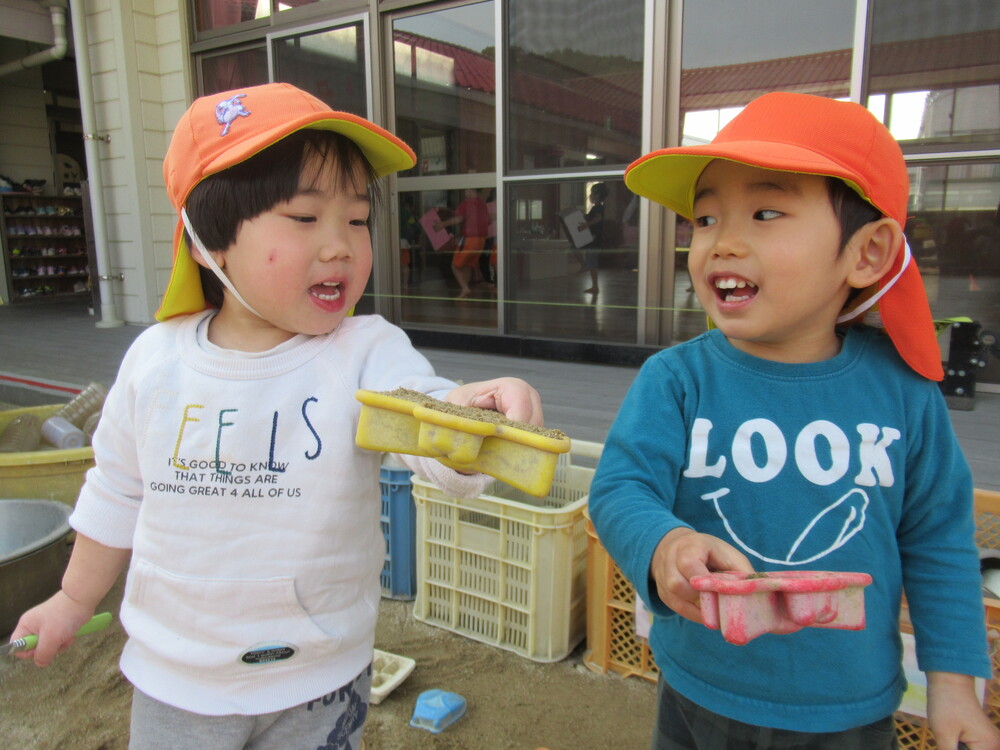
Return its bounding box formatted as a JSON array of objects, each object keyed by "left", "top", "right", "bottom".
[
  {"left": 625, "top": 92, "right": 943, "bottom": 381},
  {"left": 157, "top": 83, "right": 416, "bottom": 322}
]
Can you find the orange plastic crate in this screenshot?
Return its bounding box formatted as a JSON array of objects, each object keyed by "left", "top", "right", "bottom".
[
  {"left": 583, "top": 508, "right": 658, "bottom": 682},
  {"left": 895, "top": 488, "right": 1000, "bottom": 749}
]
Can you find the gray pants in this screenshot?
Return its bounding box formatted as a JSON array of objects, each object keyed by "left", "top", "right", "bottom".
[{"left": 129, "top": 663, "right": 371, "bottom": 750}]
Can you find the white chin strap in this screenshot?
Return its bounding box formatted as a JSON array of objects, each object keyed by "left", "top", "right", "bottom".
[
  {"left": 181, "top": 208, "right": 263, "bottom": 319},
  {"left": 836, "top": 239, "right": 912, "bottom": 327}
]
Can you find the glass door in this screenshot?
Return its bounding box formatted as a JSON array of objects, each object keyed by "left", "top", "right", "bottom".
[
  {"left": 269, "top": 17, "right": 370, "bottom": 117},
  {"left": 390, "top": 2, "right": 499, "bottom": 331},
  {"left": 268, "top": 17, "right": 378, "bottom": 313}
]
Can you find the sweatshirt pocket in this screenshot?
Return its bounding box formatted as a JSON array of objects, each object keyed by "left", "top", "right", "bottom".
[{"left": 124, "top": 559, "right": 341, "bottom": 673}]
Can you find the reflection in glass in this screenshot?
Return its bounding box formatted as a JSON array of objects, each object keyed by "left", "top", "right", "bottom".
[
  {"left": 868, "top": 0, "right": 1000, "bottom": 146},
  {"left": 906, "top": 161, "right": 1000, "bottom": 381},
  {"left": 674, "top": 0, "right": 855, "bottom": 342},
  {"left": 277, "top": 0, "right": 318, "bottom": 13},
  {"left": 680, "top": 0, "right": 854, "bottom": 142},
  {"left": 273, "top": 23, "right": 367, "bottom": 115},
  {"left": 398, "top": 189, "right": 498, "bottom": 330},
  {"left": 507, "top": 0, "right": 643, "bottom": 171},
  {"left": 393, "top": 4, "right": 496, "bottom": 177},
  {"left": 200, "top": 47, "right": 269, "bottom": 95},
  {"left": 193, "top": 0, "right": 269, "bottom": 33},
  {"left": 506, "top": 180, "right": 638, "bottom": 343}
]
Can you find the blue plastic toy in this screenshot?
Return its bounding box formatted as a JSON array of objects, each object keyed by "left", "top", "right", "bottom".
[{"left": 409, "top": 689, "right": 467, "bottom": 734}]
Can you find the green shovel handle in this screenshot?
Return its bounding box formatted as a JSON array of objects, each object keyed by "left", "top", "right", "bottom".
[{"left": 19, "top": 612, "right": 113, "bottom": 651}]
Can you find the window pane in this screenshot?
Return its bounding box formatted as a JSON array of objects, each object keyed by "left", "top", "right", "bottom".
[
  {"left": 398, "top": 189, "right": 498, "bottom": 330},
  {"left": 867, "top": 0, "right": 1000, "bottom": 146},
  {"left": 193, "top": 0, "right": 269, "bottom": 33},
  {"left": 907, "top": 161, "right": 1000, "bottom": 381},
  {"left": 277, "top": 0, "right": 319, "bottom": 12},
  {"left": 273, "top": 23, "right": 367, "bottom": 115},
  {"left": 507, "top": 0, "right": 643, "bottom": 172},
  {"left": 672, "top": 218, "right": 705, "bottom": 343},
  {"left": 674, "top": 0, "right": 856, "bottom": 341},
  {"left": 200, "top": 47, "right": 269, "bottom": 95},
  {"left": 680, "top": 0, "right": 855, "bottom": 143},
  {"left": 393, "top": 4, "right": 496, "bottom": 177},
  {"left": 506, "top": 179, "right": 638, "bottom": 342}
]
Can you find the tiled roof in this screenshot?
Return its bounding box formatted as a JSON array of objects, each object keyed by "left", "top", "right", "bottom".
[{"left": 394, "top": 30, "right": 642, "bottom": 135}]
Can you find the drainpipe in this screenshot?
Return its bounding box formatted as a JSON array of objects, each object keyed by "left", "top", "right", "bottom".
[
  {"left": 0, "top": 0, "right": 68, "bottom": 77},
  {"left": 67, "top": 0, "right": 123, "bottom": 327}
]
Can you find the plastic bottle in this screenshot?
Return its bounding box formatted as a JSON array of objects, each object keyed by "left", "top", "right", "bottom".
[
  {"left": 41, "top": 415, "right": 86, "bottom": 449},
  {"left": 0, "top": 413, "right": 42, "bottom": 453},
  {"left": 83, "top": 409, "right": 102, "bottom": 445},
  {"left": 54, "top": 382, "right": 109, "bottom": 429}
]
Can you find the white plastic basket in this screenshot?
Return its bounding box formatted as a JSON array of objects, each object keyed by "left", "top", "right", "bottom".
[{"left": 411, "top": 440, "right": 602, "bottom": 662}]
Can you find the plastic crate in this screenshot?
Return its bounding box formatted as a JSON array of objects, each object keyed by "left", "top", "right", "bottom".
[
  {"left": 583, "top": 507, "right": 659, "bottom": 682},
  {"left": 895, "top": 488, "right": 1000, "bottom": 748},
  {"left": 380, "top": 466, "right": 417, "bottom": 600},
  {"left": 0, "top": 405, "right": 94, "bottom": 506},
  {"left": 411, "top": 440, "right": 602, "bottom": 662}
]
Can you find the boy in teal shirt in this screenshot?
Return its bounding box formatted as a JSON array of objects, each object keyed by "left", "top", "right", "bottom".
[{"left": 590, "top": 92, "right": 999, "bottom": 749}]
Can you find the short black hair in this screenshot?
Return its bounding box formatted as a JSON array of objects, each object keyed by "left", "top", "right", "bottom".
[
  {"left": 827, "top": 177, "right": 885, "bottom": 307},
  {"left": 827, "top": 177, "right": 883, "bottom": 254},
  {"left": 185, "top": 129, "right": 381, "bottom": 309},
  {"left": 590, "top": 182, "right": 609, "bottom": 201}
]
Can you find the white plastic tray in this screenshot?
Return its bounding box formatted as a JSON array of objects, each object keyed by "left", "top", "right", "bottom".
[{"left": 370, "top": 648, "right": 416, "bottom": 705}]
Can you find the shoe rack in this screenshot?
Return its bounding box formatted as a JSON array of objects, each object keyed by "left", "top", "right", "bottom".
[{"left": 1, "top": 193, "right": 92, "bottom": 303}]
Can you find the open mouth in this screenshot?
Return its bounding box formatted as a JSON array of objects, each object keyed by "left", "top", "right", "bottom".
[
  {"left": 714, "top": 276, "right": 757, "bottom": 303},
  {"left": 311, "top": 281, "right": 342, "bottom": 302}
]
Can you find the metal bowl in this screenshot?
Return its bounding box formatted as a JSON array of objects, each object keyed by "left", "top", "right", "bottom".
[{"left": 0, "top": 499, "right": 72, "bottom": 637}]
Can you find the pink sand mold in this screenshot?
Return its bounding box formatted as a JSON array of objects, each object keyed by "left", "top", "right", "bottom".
[{"left": 690, "top": 571, "right": 873, "bottom": 645}]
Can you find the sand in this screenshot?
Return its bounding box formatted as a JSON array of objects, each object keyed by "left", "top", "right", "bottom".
[
  {"left": 380, "top": 388, "right": 567, "bottom": 439},
  {"left": 1, "top": 575, "right": 657, "bottom": 750}
]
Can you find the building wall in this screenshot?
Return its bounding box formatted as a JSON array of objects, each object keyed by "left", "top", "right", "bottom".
[
  {"left": 2, "top": 1, "right": 998, "bottom": 387},
  {"left": 76, "top": 0, "right": 189, "bottom": 323},
  {"left": 0, "top": 0, "right": 186, "bottom": 323},
  {"left": 0, "top": 50, "right": 57, "bottom": 194}
]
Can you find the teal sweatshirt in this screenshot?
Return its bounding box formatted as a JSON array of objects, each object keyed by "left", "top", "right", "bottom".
[{"left": 588, "top": 326, "right": 990, "bottom": 732}]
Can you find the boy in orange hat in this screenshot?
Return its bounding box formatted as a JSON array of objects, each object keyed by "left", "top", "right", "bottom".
[
  {"left": 589, "top": 92, "right": 999, "bottom": 749},
  {"left": 11, "top": 83, "right": 544, "bottom": 749}
]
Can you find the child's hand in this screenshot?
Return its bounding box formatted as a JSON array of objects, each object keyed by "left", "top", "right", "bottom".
[
  {"left": 650, "top": 527, "right": 754, "bottom": 624},
  {"left": 927, "top": 671, "right": 1000, "bottom": 749},
  {"left": 9, "top": 590, "right": 96, "bottom": 668},
  {"left": 445, "top": 377, "right": 544, "bottom": 426}
]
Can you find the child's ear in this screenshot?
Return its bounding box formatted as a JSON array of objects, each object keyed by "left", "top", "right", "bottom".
[
  {"left": 846, "top": 218, "right": 903, "bottom": 289},
  {"left": 190, "top": 244, "right": 224, "bottom": 271}
]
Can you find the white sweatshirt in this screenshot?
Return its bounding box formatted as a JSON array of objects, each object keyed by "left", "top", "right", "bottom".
[{"left": 70, "top": 311, "right": 489, "bottom": 715}]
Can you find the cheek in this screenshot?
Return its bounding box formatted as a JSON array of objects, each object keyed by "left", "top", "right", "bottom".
[
  {"left": 357, "top": 244, "right": 374, "bottom": 276},
  {"left": 686, "top": 246, "right": 705, "bottom": 273}
]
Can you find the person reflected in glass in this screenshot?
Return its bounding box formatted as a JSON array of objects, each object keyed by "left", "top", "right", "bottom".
[
  {"left": 434, "top": 188, "right": 491, "bottom": 299},
  {"left": 577, "top": 182, "right": 608, "bottom": 295},
  {"left": 399, "top": 193, "right": 419, "bottom": 290}
]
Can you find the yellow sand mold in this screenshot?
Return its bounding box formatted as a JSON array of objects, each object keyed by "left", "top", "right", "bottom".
[{"left": 355, "top": 389, "right": 571, "bottom": 497}]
